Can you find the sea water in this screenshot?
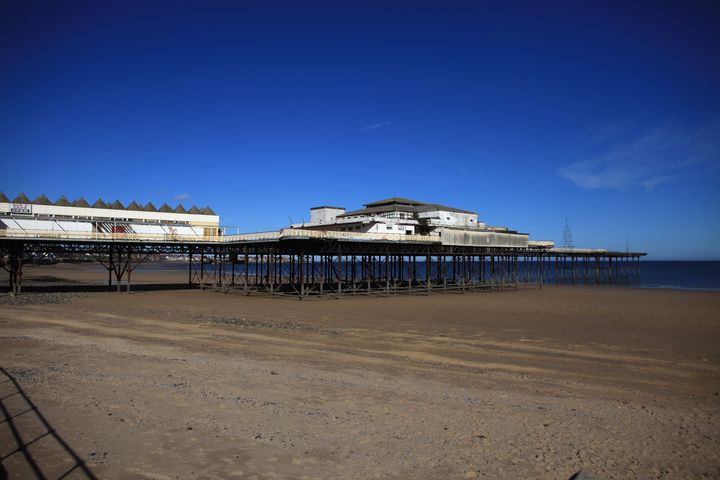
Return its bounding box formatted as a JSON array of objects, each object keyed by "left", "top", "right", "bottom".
[
  {"left": 134, "top": 260, "right": 720, "bottom": 292},
  {"left": 630, "top": 261, "right": 720, "bottom": 291}
]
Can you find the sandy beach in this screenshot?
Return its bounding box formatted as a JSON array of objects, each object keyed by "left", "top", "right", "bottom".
[{"left": 1, "top": 263, "right": 719, "bottom": 479}]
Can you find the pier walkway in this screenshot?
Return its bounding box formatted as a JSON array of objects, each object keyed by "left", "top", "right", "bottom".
[{"left": 0, "top": 228, "right": 645, "bottom": 298}]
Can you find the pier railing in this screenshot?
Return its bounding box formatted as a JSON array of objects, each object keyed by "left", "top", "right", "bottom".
[
  {"left": 223, "top": 228, "right": 439, "bottom": 244},
  {"left": 1, "top": 226, "right": 646, "bottom": 298},
  {"left": 0, "top": 228, "right": 220, "bottom": 243},
  {"left": 0, "top": 227, "right": 440, "bottom": 245}
]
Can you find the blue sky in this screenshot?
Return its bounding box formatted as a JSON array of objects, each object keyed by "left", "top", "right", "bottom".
[{"left": 1, "top": 1, "right": 719, "bottom": 259}]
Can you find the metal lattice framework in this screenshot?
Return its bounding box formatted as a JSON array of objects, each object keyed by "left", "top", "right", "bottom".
[
  {"left": 0, "top": 235, "right": 646, "bottom": 298},
  {"left": 562, "top": 218, "right": 575, "bottom": 250}
]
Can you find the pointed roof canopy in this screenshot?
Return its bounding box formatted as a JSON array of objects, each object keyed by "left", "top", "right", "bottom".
[
  {"left": 55, "top": 195, "right": 71, "bottom": 206},
  {"left": 343, "top": 197, "right": 475, "bottom": 217},
  {"left": 33, "top": 194, "right": 52, "bottom": 205},
  {"left": 4, "top": 192, "right": 217, "bottom": 215},
  {"left": 364, "top": 197, "right": 425, "bottom": 207},
  {"left": 72, "top": 197, "right": 90, "bottom": 208},
  {"left": 13, "top": 193, "right": 31, "bottom": 203}
]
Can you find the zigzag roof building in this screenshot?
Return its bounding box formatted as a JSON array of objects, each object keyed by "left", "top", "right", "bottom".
[{"left": 0, "top": 192, "right": 219, "bottom": 237}]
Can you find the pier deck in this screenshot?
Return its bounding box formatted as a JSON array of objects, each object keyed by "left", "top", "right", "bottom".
[{"left": 0, "top": 229, "right": 646, "bottom": 298}]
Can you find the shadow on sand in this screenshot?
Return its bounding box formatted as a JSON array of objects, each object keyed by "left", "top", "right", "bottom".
[
  {"left": 0, "top": 367, "right": 97, "bottom": 479},
  {"left": 0, "top": 283, "right": 192, "bottom": 294}
]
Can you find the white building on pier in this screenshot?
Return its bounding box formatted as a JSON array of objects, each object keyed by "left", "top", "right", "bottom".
[
  {"left": 295, "top": 197, "right": 547, "bottom": 249},
  {"left": 0, "top": 192, "right": 219, "bottom": 238}
]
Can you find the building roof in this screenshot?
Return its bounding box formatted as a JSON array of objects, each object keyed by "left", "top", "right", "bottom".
[
  {"left": 364, "top": 197, "right": 426, "bottom": 207},
  {"left": 55, "top": 195, "right": 71, "bottom": 206},
  {"left": 13, "top": 193, "right": 31, "bottom": 204},
  {"left": 310, "top": 205, "right": 345, "bottom": 210},
  {"left": 342, "top": 197, "right": 476, "bottom": 217},
  {"left": 3, "top": 193, "right": 217, "bottom": 216},
  {"left": 72, "top": 197, "right": 90, "bottom": 208},
  {"left": 342, "top": 204, "right": 417, "bottom": 217},
  {"left": 33, "top": 194, "right": 52, "bottom": 205},
  {"left": 415, "top": 203, "right": 475, "bottom": 214}
]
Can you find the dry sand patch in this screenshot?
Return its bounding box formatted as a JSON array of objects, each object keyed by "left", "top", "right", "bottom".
[{"left": 1, "top": 269, "right": 719, "bottom": 478}]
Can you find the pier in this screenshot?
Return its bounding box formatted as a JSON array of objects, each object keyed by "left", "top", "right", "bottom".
[
  {"left": 0, "top": 229, "right": 644, "bottom": 298},
  {"left": 0, "top": 194, "right": 646, "bottom": 297}
]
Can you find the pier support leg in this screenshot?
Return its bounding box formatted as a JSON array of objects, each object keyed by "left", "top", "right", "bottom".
[
  {"left": 299, "top": 253, "right": 305, "bottom": 301},
  {"left": 244, "top": 254, "right": 249, "bottom": 294},
  {"left": 5, "top": 248, "right": 24, "bottom": 295},
  {"left": 188, "top": 248, "right": 193, "bottom": 287},
  {"left": 426, "top": 253, "right": 431, "bottom": 295},
  {"left": 200, "top": 252, "right": 205, "bottom": 290},
  {"left": 108, "top": 246, "right": 114, "bottom": 291},
  {"left": 337, "top": 247, "right": 343, "bottom": 299}
]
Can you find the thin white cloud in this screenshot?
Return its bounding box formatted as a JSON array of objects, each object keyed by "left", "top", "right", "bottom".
[
  {"left": 451, "top": 163, "right": 470, "bottom": 175},
  {"left": 174, "top": 193, "right": 190, "bottom": 201},
  {"left": 362, "top": 121, "right": 391, "bottom": 131},
  {"left": 557, "top": 121, "right": 720, "bottom": 191},
  {"left": 586, "top": 118, "right": 639, "bottom": 142}
]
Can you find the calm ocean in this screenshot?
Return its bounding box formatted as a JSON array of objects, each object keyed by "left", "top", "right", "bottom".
[
  {"left": 134, "top": 260, "right": 720, "bottom": 292},
  {"left": 626, "top": 261, "right": 720, "bottom": 291}
]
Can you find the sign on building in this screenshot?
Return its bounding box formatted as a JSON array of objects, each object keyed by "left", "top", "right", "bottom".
[{"left": 10, "top": 203, "right": 32, "bottom": 215}]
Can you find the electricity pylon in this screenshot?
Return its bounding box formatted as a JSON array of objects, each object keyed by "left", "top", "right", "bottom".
[{"left": 562, "top": 218, "right": 575, "bottom": 250}]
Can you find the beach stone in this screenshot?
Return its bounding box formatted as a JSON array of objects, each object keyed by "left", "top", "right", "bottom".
[
  {"left": 0, "top": 292, "right": 86, "bottom": 305},
  {"left": 569, "top": 469, "right": 603, "bottom": 480}
]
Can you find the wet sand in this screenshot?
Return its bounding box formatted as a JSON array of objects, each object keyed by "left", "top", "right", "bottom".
[{"left": 1, "top": 263, "right": 719, "bottom": 478}]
